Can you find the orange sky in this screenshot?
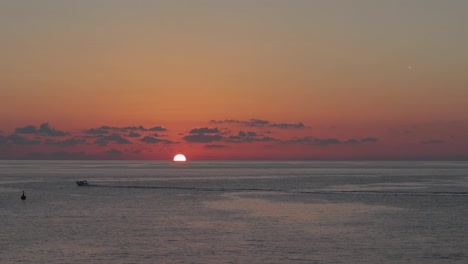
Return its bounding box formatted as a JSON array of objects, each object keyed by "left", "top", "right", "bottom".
[{"left": 1, "top": 1, "right": 467, "bottom": 160}]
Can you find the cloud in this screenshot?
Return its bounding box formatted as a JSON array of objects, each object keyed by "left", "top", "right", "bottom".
[
  {"left": 344, "top": 139, "right": 360, "bottom": 144},
  {"left": 209, "top": 119, "right": 241, "bottom": 124},
  {"left": 127, "top": 131, "right": 141, "bottom": 137},
  {"left": 238, "top": 131, "right": 257, "bottom": 137},
  {"left": 190, "top": 127, "right": 220, "bottom": 134},
  {"left": 84, "top": 128, "right": 109, "bottom": 135},
  {"left": 209, "top": 118, "right": 305, "bottom": 129},
  {"left": 313, "top": 138, "right": 342, "bottom": 146},
  {"left": 246, "top": 119, "right": 270, "bottom": 126},
  {"left": 149, "top": 126, "right": 167, "bottom": 131},
  {"left": 85, "top": 125, "right": 167, "bottom": 135},
  {"left": 225, "top": 131, "right": 279, "bottom": 143},
  {"left": 140, "top": 136, "right": 174, "bottom": 144},
  {"left": 204, "top": 144, "right": 229, "bottom": 149},
  {"left": 361, "top": 137, "right": 379, "bottom": 142},
  {"left": 0, "top": 135, "right": 6, "bottom": 144},
  {"left": 183, "top": 134, "right": 223, "bottom": 143},
  {"left": 122, "top": 126, "right": 147, "bottom": 131},
  {"left": 286, "top": 136, "right": 380, "bottom": 146},
  {"left": 15, "top": 125, "right": 36, "bottom": 134},
  {"left": 15, "top": 122, "right": 68, "bottom": 136},
  {"left": 38, "top": 123, "right": 68, "bottom": 136},
  {"left": 45, "top": 138, "right": 87, "bottom": 147},
  {"left": 269, "top": 122, "right": 305, "bottom": 129},
  {"left": 183, "top": 127, "right": 224, "bottom": 143},
  {"left": 7, "top": 134, "right": 41, "bottom": 145},
  {"left": 421, "top": 139, "right": 444, "bottom": 144},
  {"left": 95, "top": 133, "right": 132, "bottom": 146},
  {"left": 117, "top": 125, "right": 167, "bottom": 132}
]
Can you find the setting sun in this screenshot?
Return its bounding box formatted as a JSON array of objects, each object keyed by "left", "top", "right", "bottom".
[{"left": 173, "top": 154, "right": 187, "bottom": 162}]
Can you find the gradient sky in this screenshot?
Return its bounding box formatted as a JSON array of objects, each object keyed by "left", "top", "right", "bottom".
[{"left": 1, "top": 0, "right": 467, "bottom": 160}]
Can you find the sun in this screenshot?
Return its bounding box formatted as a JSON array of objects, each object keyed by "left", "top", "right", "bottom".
[{"left": 173, "top": 154, "right": 187, "bottom": 162}]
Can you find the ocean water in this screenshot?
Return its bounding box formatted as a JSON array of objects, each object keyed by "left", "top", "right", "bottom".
[{"left": 1, "top": 160, "right": 467, "bottom": 264}]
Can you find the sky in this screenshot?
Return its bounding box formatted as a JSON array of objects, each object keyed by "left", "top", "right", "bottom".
[{"left": 1, "top": 0, "right": 467, "bottom": 160}]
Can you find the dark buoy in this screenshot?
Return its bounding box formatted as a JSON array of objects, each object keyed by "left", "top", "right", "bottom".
[{"left": 21, "top": 191, "right": 26, "bottom": 200}]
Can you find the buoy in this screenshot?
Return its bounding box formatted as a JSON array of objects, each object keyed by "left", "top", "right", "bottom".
[{"left": 21, "top": 191, "right": 26, "bottom": 200}]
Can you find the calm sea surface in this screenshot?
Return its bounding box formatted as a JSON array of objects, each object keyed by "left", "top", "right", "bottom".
[{"left": 1, "top": 161, "right": 467, "bottom": 263}]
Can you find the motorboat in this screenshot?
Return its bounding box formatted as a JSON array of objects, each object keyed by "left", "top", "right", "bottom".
[{"left": 76, "top": 180, "right": 89, "bottom": 186}]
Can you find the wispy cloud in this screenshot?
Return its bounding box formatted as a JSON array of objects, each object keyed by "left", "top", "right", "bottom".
[
  {"left": 210, "top": 119, "right": 305, "bottom": 129},
  {"left": 225, "top": 131, "right": 280, "bottom": 143},
  {"left": 285, "top": 136, "right": 379, "bottom": 146},
  {"left": 421, "top": 139, "right": 444, "bottom": 144}
]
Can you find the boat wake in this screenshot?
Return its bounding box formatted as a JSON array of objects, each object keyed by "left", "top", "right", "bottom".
[{"left": 80, "top": 183, "right": 468, "bottom": 197}]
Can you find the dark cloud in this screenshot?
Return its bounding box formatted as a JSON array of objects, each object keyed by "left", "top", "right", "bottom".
[
  {"left": 183, "top": 134, "right": 223, "bottom": 143},
  {"left": 209, "top": 119, "right": 268, "bottom": 126},
  {"left": 209, "top": 119, "right": 242, "bottom": 124},
  {"left": 127, "top": 131, "right": 141, "bottom": 138},
  {"left": 149, "top": 126, "right": 167, "bottom": 131},
  {"left": 140, "top": 136, "right": 174, "bottom": 144},
  {"left": 246, "top": 119, "right": 270, "bottom": 126},
  {"left": 38, "top": 123, "right": 68, "bottom": 136},
  {"left": 15, "top": 123, "right": 68, "bottom": 136},
  {"left": 285, "top": 137, "right": 314, "bottom": 144},
  {"left": 255, "top": 136, "right": 279, "bottom": 142},
  {"left": 361, "top": 137, "right": 379, "bottom": 142},
  {"left": 7, "top": 134, "right": 41, "bottom": 145},
  {"left": 122, "top": 126, "right": 146, "bottom": 131},
  {"left": 225, "top": 131, "right": 279, "bottom": 143},
  {"left": 84, "top": 128, "right": 109, "bottom": 135},
  {"left": 286, "top": 136, "right": 379, "bottom": 146},
  {"left": 85, "top": 125, "right": 167, "bottom": 135},
  {"left": 0, "top": 135, "right": 7, "bottom": 144},
  {"left": 269, "top": 122, "right": 305, "bottom": 129},
  {"left": 183, "top": 127, "right": 223, "bottom": 142},
  {"left": 313, "top": 138, "right": 342, "bottom": 146},
  {"left": 209, "top": 118, "right": 305, "bottom": 129},
  {"left": 95, "top": 133, "right": 132, "bottom": 146},
  {"left": 421, "top": 139, "right": 444, "bottom": 144},
  {"left": 15, "top": 125, "right": 36, "bottom": 134},
  {"left": 344, "top": 139, "right": 360, "bottom": 144},
  {"left": 190, "top": 127, "right": 220, "bottom": 134},
  {"left": 238, "top": 131, "right": 257, "bottom": 137},
  {"left": 45, "top": 138, "right": 86, "bottom": 147},
  {"left": 204, "top": 144, "right": 229, "bottom": 149}
]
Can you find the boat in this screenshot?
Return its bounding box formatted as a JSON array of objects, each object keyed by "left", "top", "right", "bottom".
[{"left": 76, "top": 180, "right": 89, "bottom": 186}]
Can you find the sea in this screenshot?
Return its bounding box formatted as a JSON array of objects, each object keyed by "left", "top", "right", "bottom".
[{"left": 1, "top": 160, "right": 467, "bottom": 264}]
